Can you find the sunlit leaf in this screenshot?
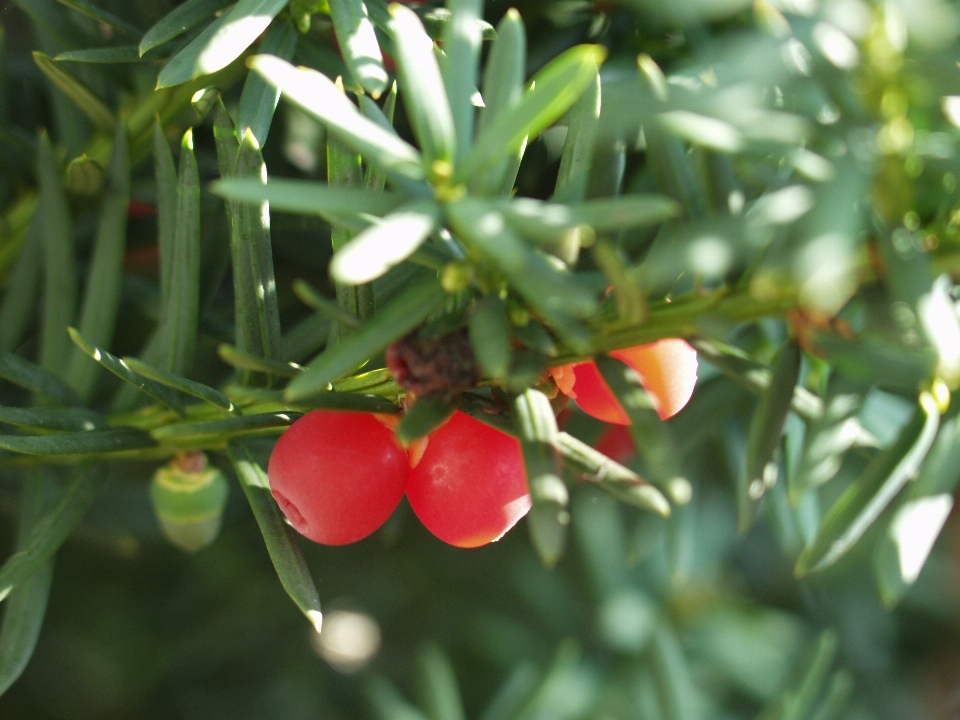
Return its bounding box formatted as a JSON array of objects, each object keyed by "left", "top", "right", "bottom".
[
  {"left": 459, "top": 44, "right": 606, "bottom": 183},
  {"left": 330, "top": 200, "right": 439, "bottom": 285},
  {"left": 140, "top": 0, "right": 234, "bottom": 55},
  {"left": 157, "top": 0, "right": 291, "bottom": 88},
  {"left": 388, "top": 4, "right": 455, "bottom": 167},
  {"left": 249, "top": 55, "right": 426, "bottom": 183},
  {"left": 329, "top": 0, "right": 388, "bottom": 98}
]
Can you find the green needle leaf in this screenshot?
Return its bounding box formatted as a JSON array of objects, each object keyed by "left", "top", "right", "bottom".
[
  {"left": 151, "top": 412, "right": 300, "bottom": 445},
  {"left": 162, "top": 129, "right": 201, "bottom": 376},
  {"left": 236, "top": 17, "right": 298, "bottom": 146},
  {"left": 37, "top": 132, "right": 77, "bottom": 379},
  {"left": 326, "top": 97, "right": 375, "bottom": 332},
  {"left": 558, "top": 433, "right": 669, "bottom": 515},
  {"left": 477, "top": 9, "right": 524, "bottom": 136},
  {"left": 68, "top": 327, "right": 187, "bottom": 414},
  {"left": 122, "top": 358, "right": 238, "bottom": 415},
  {"left": 459, "top": 44, "right": 607, "bottom": 184},
  {"left": 873, "top": 409, "right": 960, "bottom": 608},
  {"left": 32, "top": 53, "right": 116, "bottom": 132},
  {"left": 0, "top": 471, "right": 55, "bottom": 697},
  {"left": 692, "top": 339, "right": 827, "bottom": 423},
  {"left": 228, "top": 442, "right": 323, "bottom": 632},
  {"left": 442, "top": 0, "right": 483, "bottom": 166},
  {"left": 650, "top": 625, "right": 701, "bottom": 720},
  {"left": 285, "top": 277, "right": 446, "bottom": 400},
  {"left": 140, "top": 0, "right": 234, "bottom": 56},
  {"left": 513, "top": 388, "right": 568, "bottom": 568},
  {"left": 388, "top": 4, "right": 456, "bottom": 168},
  {"left": 359, "top": 84, "right": 398, "bottom": 191},
  {"left": 364, "top": 674, "right": 431, "bottom": 720},
  {"left": 416, "top": 642, "right": 467, "bottom": 720},
  {"left": 446, "top": 197, "right": 595, "bottom": 351},
  {"left": 472, "top": 8, "right": 525, "bottom": 196},
  {"left": 296, "top": 391, "right": 399, "bottom": 413},
  {"left": 67, "top": 123, "right": 130, "bottom": 402},
  {"left": 553, "top": 67, "right": 600, "bottom": 204},
  {"left": 0, "top": 217, "right": 42, "bottom": 353},
  {"left": 791, "top": 376, "right": 871, "bottom": 503},
  {"left": 0, "top": 407, "right": 108, "bottom": 432},
  {"left": 54, "top": 46, "right": 143, "bottom": 63},
  {"left": 468, "top": 297, "right": 512, "bottom": 381},
  {"left": 740, "top": 339, "right": 801, "bottom": 534},
  {"left": 329, "top": 0, "right": 388, "bottom": 98},
  {"left": 54, "top": 0, "right": 142, "bottom": 37},
  {"left": 503, "top": 195, "right": 679, "bottom": 238},
  {"left": 330, "top": 200, "right": 440, "bottom": 285},
  {"left": 595, "top": 355, "right": 685, "bottom": 496},
  {"left": 772, "top": 631, "right": 840, "bottom": 720},
  {"left": 293, "top": 280, "right": 362, "bottom": 329},
  {"left": 807, "top": 328, "right": 937, "bottom": 391},
  {"left": 397, "top": 395, "right": 456, "bottom": 444},
  {"left": 218, "top": 343, "right": 301, "bottom": 377},
  {"left": 0, "top": 429, "right": 155, "bottom": 456},
  {"left": 212, "top": 177, "right": 405, "bottom": 227},
  {"left": 153, "top": 121, "right": 178, "bottom": 312},
  {"left": 0, "top": 464, "right": 105, "bottom": 601},
  {"left": 157, "top": 0, "right": 290, "bottom": 88},
  {"left": 458, "top": 393, "right": 670, "bottom": 516},
  {"left": 249, "top": 55, "right": 426, "bottom": 183},
  {"left": 225, "top": 130, "right": 284, "bottom": 379},
  {"left": 0, "top": 352, "right": 82, "bottom": 407},
  {"left": 796, "top": 391, "right": 941, "bottom": 576}
]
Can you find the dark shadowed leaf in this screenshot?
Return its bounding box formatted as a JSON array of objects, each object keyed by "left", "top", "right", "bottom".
[
  {"left": 285, "top": 277, "right": 446, "bottom": 400},
  {"left": 228, "top": 442, "right": 323, "bottom": 631},
  {"left": 140, "top": 0, "right": 234, "bottom": 55}
]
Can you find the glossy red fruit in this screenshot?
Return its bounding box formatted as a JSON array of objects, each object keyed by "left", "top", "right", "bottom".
[
  {"left": 567, "top": 339, "right": 698, "bottom": 424},
  {"left": 268, "top": 410, "right": 409, "bottom": 545},
  {"left": 406, "top": 411, "right": 531, "bottom": 548}
]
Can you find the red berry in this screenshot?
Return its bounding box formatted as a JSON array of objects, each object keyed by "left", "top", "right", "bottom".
[
  {"left": 406, "top": 411, "right": 531, "bottom": 548},
  {"left": 268, "top": 410, "right": 409, "bottom": 545},
  {"left": 565, "top": 339, "right": 698, "bottom": 424}
]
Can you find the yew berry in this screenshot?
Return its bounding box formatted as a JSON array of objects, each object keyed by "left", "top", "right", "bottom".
[
  {"left": 268, "top": 410, "right": 409, "bottom": 545},
  {"left": 559, "top": 339, "right": 698, "bottom": 424},
  {"left": 406, "top": 411, "right": 532, "bottom": 548}
]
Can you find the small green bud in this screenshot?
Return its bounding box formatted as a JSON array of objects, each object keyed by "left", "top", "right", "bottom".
[
  {"left": 508, "top": 304, "right": 530, "bottom": 327},
  {"left": 440, "top": 260, "right": 473, "bottom": 293},
  {"left": 65, "top": 155, "right": 105, "bottom": 196},
  {"left": 151, "top": 452, "right": 228, "bottom": 553}
]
